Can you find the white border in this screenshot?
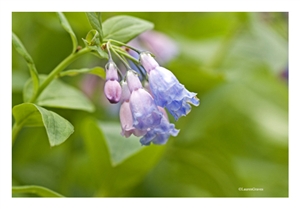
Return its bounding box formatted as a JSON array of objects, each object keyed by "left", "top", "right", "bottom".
[{"left": 1, "top": 1, "right": 299, "bottom": 208}]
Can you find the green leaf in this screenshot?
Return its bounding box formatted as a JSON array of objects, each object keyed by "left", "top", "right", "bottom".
[
  {"left": 57, "top": 12, "right": 78, "bottom": 53},
  {"left": 80, "top": 118, "right": 165, "bottom": 196},
  {"left": 80, "top": 117, "right": 112, "bottom": 195},
  {"left": 86, "top": 12, "right": 104, "bottom": 43},
  {"left": 23, "top": 75, "right": 95, "bottom": 112},
  {"left": 12, "top": 32, "right": 39, "bottom": 94},
  {"left": 12, "top": 70, "right": 29, "bottom": 93},
  {"left": 12, "top": 185, "right": 64, "bottom": 197},
  {"left": 103, "top": 15, "right": 154, "bottom": 43},
  {"left": 59, "top": 66, "right": 105, "bottom": 78},
  {"left": 99, "top": 121, "right": 144, "bottom": 166},
  {"left": 12, "top": 103, "right": 74, "bottom": 146}
]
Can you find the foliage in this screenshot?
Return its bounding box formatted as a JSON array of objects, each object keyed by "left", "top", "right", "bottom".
[{"left": 12, "top": 12, "right": 288, "bottom": 197}]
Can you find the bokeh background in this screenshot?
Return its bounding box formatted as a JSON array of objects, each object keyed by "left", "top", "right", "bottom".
[{"left": 12, "top": 12, "right": 288, "bottom": 197}]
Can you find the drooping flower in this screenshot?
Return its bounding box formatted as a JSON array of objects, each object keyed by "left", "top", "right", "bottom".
[
  {"left": 104, "top": 61, "right": 122, "bottom": 103},
  {"left": 119, "top": 82, "right": 147, "bottom": 138},
  {"left": 140, "top": 52, "right": 200, "bottom": 120},
  {"left": 126, "top": 70, "right": 163, "bottom": 130}
]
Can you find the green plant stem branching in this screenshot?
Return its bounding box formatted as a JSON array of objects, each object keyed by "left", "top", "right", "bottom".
[
  {"left": 108, "top": 39, "right": 142, "bottom": 53},
  {"left": 111, "top": 45, "right": 140, "bottom": 64},
  {"left": 12, "top": 47, "right": 91, "bottom": 145},
  {"left": 29, "top": 47, "right": 91, "bottom": 103}
]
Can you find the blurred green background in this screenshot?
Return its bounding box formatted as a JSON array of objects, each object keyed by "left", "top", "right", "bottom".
[{"left": 12, "top": 12, "right": 288, "bottom": 197}]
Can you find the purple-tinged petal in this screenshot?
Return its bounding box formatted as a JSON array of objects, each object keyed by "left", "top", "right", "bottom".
[
  {"left": 119, "top": 101, "right": 146, "bottom": 137},
  {"left": 120, "top": 81, "right": 131, "bottom": 102},
  {"left": 139, "top": 52, "right": 159, "bottom": 73},
  {"left": 126, "top": 70, "right": 142, "bottom": 92},
  {"left": 104, "top": 80, "right": 122, "bottom": 104},
  {"left": 105, "top": 61, "right": 119, "bottom": 80},
  {"left": 148, "top": 66, "right": 199, "bottom": 120},
  {"left": 139, "top": 116, "right": 179, "bottom": 146},
  {"left": 130, "top": 88, "right": 162, "bottom": 130}
]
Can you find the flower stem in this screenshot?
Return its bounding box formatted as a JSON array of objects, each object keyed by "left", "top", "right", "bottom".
[
  {"left": 29, "top": 47, "right": 91, "bottom": 103},
  {"left": 111, "top": 45, "right": 140, "bottom": 64},
  {"left": 110, "top": 45, "right": 131, "bottom": 70},
  {"left": 108, "top": 39, "right": 142, "bottom": 53}
]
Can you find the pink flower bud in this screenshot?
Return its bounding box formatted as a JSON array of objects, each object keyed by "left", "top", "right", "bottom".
[
  {"left": 104, "top": 80, "right": 122, "bottom": 104},
  {"left": 104, "top": 61, "right": 122, "bottom": 103},
  {"left": 105, "top": 61, "right": 119, "bottom": 80}
]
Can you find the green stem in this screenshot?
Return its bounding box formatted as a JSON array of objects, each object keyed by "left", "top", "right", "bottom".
[
  {"left": 29, "top": 47, "right": 91, "bottom": 103},
  {"left": 12, "top": 47, "right": 91, "bottom": 144},
  {"left": 111, "top": 45, "right": 140, "bottom": 64},
  {"left": 12, "top": 122, "right": 23, "bottom": 145},
  {"left": 108, "top": 39, "right": 142, "bottom": 53},
  {"left": 110, "top": 45, "right": 131, "bottom": 69}
]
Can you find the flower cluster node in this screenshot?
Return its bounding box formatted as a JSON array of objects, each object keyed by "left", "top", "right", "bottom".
[{"left": 103, "top": 44, "right": 199, "bottom": 145}]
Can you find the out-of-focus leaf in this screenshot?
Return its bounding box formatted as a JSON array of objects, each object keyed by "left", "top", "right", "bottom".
[
  {"left": 99, "top": 121, "right": 144, "bottom": 166},
  {"left": 12, "top": 70, "right": 29, "bottom": 93},
  {"left": 109, "top": 143, "right": 165, "bottom": 196},
  {"left": 13, "top": 103, "right": 74, "bottom": 146},
  {"left": 86, "top": 12, "right": 104, "bottom": 43},
  {"left": 220, "top": 14, "right": 287, "bottom": 75},
  {"left": 103, "top": 15, "right": 154, "bottom": 43},
  {"left": 81, "top": 118, "right": 166, "bottom": 196},
  {"left": 12, "top": 185, "right": 64, "bottom": 197},
  {"left": 59, "top": 66, "right": 105, "bottom": 78},
  {"left": 23, "top": 75, "right": 95, "bottom": 112},
  {"left": 57, "top": 12, "right": 78, "bottom": 53},
  {"left": 12, "top": 32, "right": 39, "bottom": 94},
  {"left": 80, "top": 117, "right": 112, "bottom": 196}
]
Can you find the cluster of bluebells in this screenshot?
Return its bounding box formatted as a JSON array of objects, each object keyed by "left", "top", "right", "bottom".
[{"left": 103, "top": 46, "right": 199, "bottom": 145}]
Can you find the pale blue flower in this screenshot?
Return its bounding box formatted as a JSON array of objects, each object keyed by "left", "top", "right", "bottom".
[
  {"left": 140, "top": 52, "right": 199, "bottom": 120},
  {"left": 126, "top": 70, "right": 163, "bottom": 130},
  {"left": 140, "top": 108, "right": 179, "bottom": 145}
]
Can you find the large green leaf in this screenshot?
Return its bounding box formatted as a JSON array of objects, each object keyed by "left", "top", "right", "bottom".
[
  {"left": 80, "top": 118, "right": 165, "bottom": 196},
  {"left": 13, "top": 103, "right": 74, "bottom": 146},
  {"left": 57, "top": 12, "right": 78, "bottom": 53},
  {"left": 103, "top": 15, "right": 154, "bottom": 43},
  {"left": 80, "top": 117, "right": 113, "bottom": 196},
  {"left": 23, "top": 75, "right": 95, "bottom": 112},
  {"left": 12, "top": 32, "right": 39, "bottom": 94}
]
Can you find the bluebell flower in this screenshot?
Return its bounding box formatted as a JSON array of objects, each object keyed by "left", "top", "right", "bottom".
[
  {"left": 126, "top": 70, "right": 162, "bottom": 130},
  {"left": 125, "top": 70, "right": 179, "bottom": 145},
  {"left": 140, "top": 107, "right": 179, "bottom": 145},
  {"left": 140, "top": 52, "right": 199, "bottom": 120}
]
